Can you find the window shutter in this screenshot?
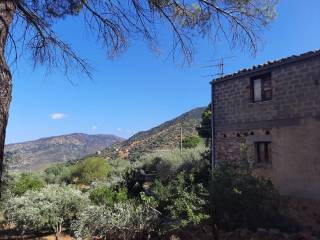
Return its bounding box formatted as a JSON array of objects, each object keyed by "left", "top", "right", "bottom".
[{"left": 253, "top": 79, "right": 262, "bottom": 101}]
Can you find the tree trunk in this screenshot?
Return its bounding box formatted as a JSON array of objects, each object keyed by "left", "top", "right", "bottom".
[
  {"left": 55, "top": 222, "right": 63, "bottom": 240},
  {"left": 0, "top": 1, "right": 16, "bottom": 197}
]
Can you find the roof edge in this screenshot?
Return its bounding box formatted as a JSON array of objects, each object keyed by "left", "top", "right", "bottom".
[{"left": 211, "top": 49, "right": 320, "bottom": 84}]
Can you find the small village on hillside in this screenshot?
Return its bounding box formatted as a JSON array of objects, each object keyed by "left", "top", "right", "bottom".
[{"left": 0, "top": 1, "right": 319, "bottom": 240}]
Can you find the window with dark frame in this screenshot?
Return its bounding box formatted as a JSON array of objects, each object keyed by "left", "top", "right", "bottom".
[
  {"left": 251, "top": 73, "right": 272, "bottom": 102},
  {"left": 255, "top": 142, "right": 271, "bottom": 164}
]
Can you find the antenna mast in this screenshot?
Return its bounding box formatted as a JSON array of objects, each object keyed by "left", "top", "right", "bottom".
[{"left": 205, "top": 56, "right": 233, "bottom": 172}]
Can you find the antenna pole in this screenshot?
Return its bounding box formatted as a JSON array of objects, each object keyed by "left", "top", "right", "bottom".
[{"left": 221, "top": 58, "right": 224, "bottom": 76}]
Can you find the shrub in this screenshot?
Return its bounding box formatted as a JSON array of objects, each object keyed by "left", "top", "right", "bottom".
[
  {"left": 140, "top": 146, "right": 207, "bottom": 182},
  {"left": 89, "top": 185, "right": 128, "bottom": 206},
  {"left": 10, "top": 172, "right": 45, "bottom": 196},
  {"left": 182, "top": 135, "right": 201, "bottom": 149},
  {"left": 4, "top": 185, "right": 89, "bottom": 236},
  {"left": 44, "top": 163, "right": 73, "bottom": 184},
  {"left": 72, "top": 202, "right": 159, "bottom": 240},
  {"left": 108, "top": 158, "right": 132, "bottom": 186},
  {"left": 196, "top": 104, "right": 211, "bottom": 146},
  {"left": 124, "top": 167, "right": 145, "bottom": 197},
  {"left": 152, "top": 172, "right": 209, "bottom": 230},
  {"left": 177, "top": 149, "right": 211, "bottom": 188},
  {"left": 71, "top": 157, "right": 112, "bottom": 184},
  {"left": 209, "top": 164, "right": 290, "bottom": 231}
]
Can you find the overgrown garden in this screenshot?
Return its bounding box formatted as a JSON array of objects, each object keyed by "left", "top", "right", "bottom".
[{"left": 0, "top": 138, "right": 296, "bottom": 239}]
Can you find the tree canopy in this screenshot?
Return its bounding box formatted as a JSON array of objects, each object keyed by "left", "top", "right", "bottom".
[{"left": 8, "top": 0, "right": 278, "bottom": 72}]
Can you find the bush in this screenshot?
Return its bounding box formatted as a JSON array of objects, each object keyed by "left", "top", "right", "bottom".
[
  {"left": 89, "top": 185, "right": 128, "bottom": 206},
  {"left": 71, "top": 157, "right": 112, "bottom": 184},
  {"left": 182, "top": 135, "right": 201, "bottom": 149},
  {"left": 177, "top": 149, "right": 211, "bottom": 188},
  {"left": 10, "top": 172, "right": 45, "bottom": 196},
  {"left": 209, "top": 164, "right": 289, "bottom": 231},
  {"left": 196, "top": 104, "right": 211, "bottom": 146},
  {"left": 152, "top": 172, "right": 209, "bottom": 230},
  {"left": 72, "top": 202, "right": 159, "bottom": 240},
  {"left": 4, "top": 185, "right": 89, "bottom": 236},
  {"left": 124, "top": 167, "right": 146, "bottom": 197},
  {"left": 44, "top": 163, "right": 73, "bottom": 184},
  {"left": 108, "top": 158, "right": 132, "bottom": 186},
  {"left": 140, "top": 146, "right": 207, "bottom": 182}
]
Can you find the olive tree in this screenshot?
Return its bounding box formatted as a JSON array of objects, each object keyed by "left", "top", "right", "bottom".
[
  {"left": 4, "top": 184, "right": 89, "bottom": 239},
  {"left": 0, "top": 0, "right": 278, "bottom": 193},
  {"left": 71, "top": 202, "right": 160, "bottom": 240}
]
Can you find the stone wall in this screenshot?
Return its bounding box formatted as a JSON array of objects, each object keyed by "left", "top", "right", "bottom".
[
  {"left": 212, "top": 54, "right": 320, "bottom": 200},
  {"left": 213, "top": 56, "right": 320, "bottom": 132}
]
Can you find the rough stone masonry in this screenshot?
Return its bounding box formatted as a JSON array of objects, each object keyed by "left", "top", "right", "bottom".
[{"left": 211, "top": 50, "right": 320, "bottom": 200}]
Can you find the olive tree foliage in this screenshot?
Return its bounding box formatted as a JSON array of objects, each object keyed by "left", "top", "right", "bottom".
[
  {"left": 0, "top": 0, "right": 278, "bottom": 193},
  {"left": 71, "top": 202, "right": 160, "bottom": 240},
  {"left": 4, "top": 184, "right": 90, "bottom": 237}
]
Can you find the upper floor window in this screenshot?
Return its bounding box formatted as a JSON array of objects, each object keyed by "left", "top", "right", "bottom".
[{"left": 251, "top": 73, "right": 272, "bottom": 102}]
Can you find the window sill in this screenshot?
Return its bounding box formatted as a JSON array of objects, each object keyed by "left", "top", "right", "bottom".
[{"left": 249, "top": 99, "right": 272, "bottom": 104}]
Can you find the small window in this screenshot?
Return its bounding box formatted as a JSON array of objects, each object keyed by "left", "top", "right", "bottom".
[
  {"left": 251, "top": 73, "right": 272, "bottom": 102},
  {"left": 255, "top": 142, "right": 271, "bottom": 164}
]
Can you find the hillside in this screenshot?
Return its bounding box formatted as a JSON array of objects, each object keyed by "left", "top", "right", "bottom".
[
  {"left": 101, "top": 107, "right": 206, "bottom": 160},
  {"left": 5, "top": 133, "right": 125, "bottom": 170}
]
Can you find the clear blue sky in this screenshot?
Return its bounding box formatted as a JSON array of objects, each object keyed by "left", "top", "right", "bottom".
[{"left": 5, "top": 0, "right": 320, "bottom": 144}]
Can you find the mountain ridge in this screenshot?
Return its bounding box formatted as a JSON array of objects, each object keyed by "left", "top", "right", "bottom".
[
  {"left": 6, "top": 133, "right": 123, "bottom": 146},
  {"left": 5, "top": 133, "right": 125, "bottom": 170},
  {"left": 101, "top": 107, "right": 206, "bottom": 160}
]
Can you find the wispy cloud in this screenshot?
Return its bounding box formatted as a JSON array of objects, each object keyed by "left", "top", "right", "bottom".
[
  {"left": 49, "top": 113, "right": 67, "bottom": 120},
  {"left": 116, "top": 128, "right": 123, "bottom": 132},
  {"left": 91, "top": 125, "right": 98, "bottom": 131}
]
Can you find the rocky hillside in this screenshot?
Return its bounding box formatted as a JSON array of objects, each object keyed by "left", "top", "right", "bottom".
[
  {"left": 102, "top": 107, "right": 206, "bottom": 160},
  {"left": 5, "top": 133, "right": 124, "bottom": 170}
]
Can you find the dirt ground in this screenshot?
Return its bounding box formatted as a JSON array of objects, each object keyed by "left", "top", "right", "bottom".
[
  {"left": 0, "top": 228, "right": 74, "bottom": 240},
  {"left": 40, "top": 233, "right": 73, "bottom": 240},
  {"left": 0, "top": 233, "right": 73, "bottom": 240}
]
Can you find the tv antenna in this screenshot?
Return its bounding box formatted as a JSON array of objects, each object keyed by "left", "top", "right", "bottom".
[{"left": 202, "top": 56, "right": 234, "bottom": 78}]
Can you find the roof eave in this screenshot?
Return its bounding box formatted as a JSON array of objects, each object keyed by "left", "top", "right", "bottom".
[{"left": 210, "top": 50, "right": 320, "bottom": 85}]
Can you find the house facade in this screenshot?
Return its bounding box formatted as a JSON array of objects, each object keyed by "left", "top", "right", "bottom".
[{"left": 211, "top": 50, "right": 320, "bottom": 200}]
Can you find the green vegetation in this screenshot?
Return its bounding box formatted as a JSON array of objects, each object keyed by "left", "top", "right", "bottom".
[
  {"left": 71, "top": 157, "right": 112, "bottom": 184},
  {"left": 210, "top": 164, "right": 292, "bottom": 232},
  {"left": 152, "top": 172, "right": 209, "bottom": 230},
  {"left": 42, "top": 157, "right": 112, "bottom": 185},
  {"left": 71, "top": 202, "right": 159, "bottom": 240},
  {"left": 9, "top": 172, "right": 45, "bottom": 196},
  {"left": 1, "top": 141, "right": 294, "bottom": 239},
  {"left": 197, "top": 104, "right": 211, "bottom": 146},
  {"left": 89, "top": 186, "right": 128, "bottom": 206},
  {"left": 4, "top": 185, "right": 89, "bottom": 237},
  {"left": 182, "top": 135, "right": 201, "bottom": 149},
  {"left": 139, "top": 146, "right": 208, "bottom": 182},
  {"left": 44, "top": 163, "right": 73, "bottom": 184}
]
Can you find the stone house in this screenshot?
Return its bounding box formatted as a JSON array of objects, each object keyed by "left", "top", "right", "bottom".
[{"left": 211, "top": 50, "right": 320, "bottom": 200}]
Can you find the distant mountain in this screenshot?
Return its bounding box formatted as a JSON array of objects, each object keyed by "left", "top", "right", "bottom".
[
  {"left": 5, "top": 133, "right": 125, "bottom": 170},
  {"left": 101, "top": 107, "right": 206, "bottom": 160}
]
